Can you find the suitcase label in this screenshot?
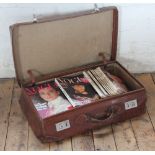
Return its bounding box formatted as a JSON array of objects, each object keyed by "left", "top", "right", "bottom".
[
  {"left": 55, "top": 120, "right": 70, "bottom": 131},
  {"left": 124, "top": 99, "right": 138, "bottom": 110}
]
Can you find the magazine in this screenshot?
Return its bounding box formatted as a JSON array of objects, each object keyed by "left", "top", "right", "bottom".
[
  {"left": 83, "top": 71, "right": 106, "bottom": 98},
  {"left": 25, "top": 81, "right": 73, "bottom": 119},
  {"left": 104, "top": 70, "right": 128, "bottom": 93},
  {"left": 84, "top": 70, "right": 108, "bottom": 97},
  {"left": 55, "top": 73, "right": 100, "bottom": 107},
  {"left": 90, "top": 67, "right": 128, "bottom": 95},
  {"left": 24, "top": 66, "right": 128, "bottom": 118}
]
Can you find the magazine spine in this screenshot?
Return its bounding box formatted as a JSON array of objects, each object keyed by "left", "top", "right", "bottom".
[
  {"left": 83, "top": 71, "right": 105, "bottom": 98},
  {"left": 87, "top": 70, "right": 108, "bottom": 96},
  {"left": 93, "top": 67, "right": 119, "bottom": 95},
  {"left": 54, "top": 78, "right": 77, "bottom": 107},
  {"left": 90, "top": 69, "right": 113, "bottom": 95}
]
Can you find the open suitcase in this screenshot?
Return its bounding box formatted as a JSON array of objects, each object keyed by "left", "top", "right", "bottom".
[{"left": 10, "top": 6, "right": 147, "bottom": 143}]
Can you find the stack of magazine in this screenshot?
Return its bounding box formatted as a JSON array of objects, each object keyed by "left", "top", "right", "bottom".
[{"left": 25, "top": 67, "right": 128, "bottom": 119}]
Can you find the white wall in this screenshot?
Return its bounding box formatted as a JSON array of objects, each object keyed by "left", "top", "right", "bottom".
[{"left": 0, "top": 3, "right": 155, "bottom": 78}]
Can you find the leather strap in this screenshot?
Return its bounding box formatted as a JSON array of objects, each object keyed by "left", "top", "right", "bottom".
[
  {"left": 27, "top": 70, "right": 36, "bottom": 85},
  {"left": 98, "top": 52, "right": 107, "bottom": 64}
]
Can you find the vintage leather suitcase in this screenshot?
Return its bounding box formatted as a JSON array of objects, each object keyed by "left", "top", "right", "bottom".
[{"left": 10, "top": 6, "right": 147, "bottom": 143}]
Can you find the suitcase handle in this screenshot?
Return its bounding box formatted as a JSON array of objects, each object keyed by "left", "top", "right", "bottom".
[{"left": 85, "top": 106, "right": 119, "bottom": 123}]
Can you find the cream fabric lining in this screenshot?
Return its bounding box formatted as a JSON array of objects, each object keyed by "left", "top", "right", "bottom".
[{"left": 12, "top": 10, "right": 113, "bottom": 82}]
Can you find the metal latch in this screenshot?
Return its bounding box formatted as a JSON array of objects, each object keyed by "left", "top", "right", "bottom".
[
  {"left": 33, "top": 14, "right": 38, "bottom": 23},
  {"left": 93, "top": 3, "right": 100, "bottom": 13}
]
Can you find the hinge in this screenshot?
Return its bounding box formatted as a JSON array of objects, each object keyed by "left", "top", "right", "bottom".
[
  {"left": 33, "top": 14, "right": 38, "bottom": 23},
  {"left": 93, "top": 3, "right": 100, "bottom": 13}
]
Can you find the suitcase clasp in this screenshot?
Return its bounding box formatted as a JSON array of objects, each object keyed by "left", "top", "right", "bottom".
[
  {"left": 33, "top": 14, "right": 38, "bottom": 23},
  {"left": 93, "top": 3, "right": 100, "bottom": 13}
]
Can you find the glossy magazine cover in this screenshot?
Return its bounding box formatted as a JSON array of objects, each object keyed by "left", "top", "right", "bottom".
[
  {"left": 55, "top": 73, "right": 99, "bottom": 107},
  {"left": 25, "top": 81, "right": 73, "bottom": 119}
]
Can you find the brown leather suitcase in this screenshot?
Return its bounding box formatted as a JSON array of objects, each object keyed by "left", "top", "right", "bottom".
[{"left": 10, "top": 6, "right": 147, "bottom": 143}]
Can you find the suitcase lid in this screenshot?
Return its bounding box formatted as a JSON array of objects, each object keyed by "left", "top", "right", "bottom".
[{"left": 10, "top": 6, "right": 118, "bottom": 86}]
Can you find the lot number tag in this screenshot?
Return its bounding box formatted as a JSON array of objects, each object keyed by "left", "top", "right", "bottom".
[{"left": 125, "top": 99, "right": 138, "bottom": 110}]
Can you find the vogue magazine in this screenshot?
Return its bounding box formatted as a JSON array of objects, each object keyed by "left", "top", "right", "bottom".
[{"left": 55, "top": 73, "right": 100, "bottom": 107}]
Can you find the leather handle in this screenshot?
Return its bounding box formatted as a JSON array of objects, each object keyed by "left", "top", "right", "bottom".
[{"left": 85, "top": 106, "right": 119, "bottom": 123}]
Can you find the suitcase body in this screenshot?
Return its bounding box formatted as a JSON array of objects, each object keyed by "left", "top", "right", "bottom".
[{"left": 10, "top": 6, "right": 146, "bottom": 142}]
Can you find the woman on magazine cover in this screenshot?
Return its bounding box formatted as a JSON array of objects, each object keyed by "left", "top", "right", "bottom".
[{"left": 71, "top": 83, "right": 99, "bottom": 105}]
